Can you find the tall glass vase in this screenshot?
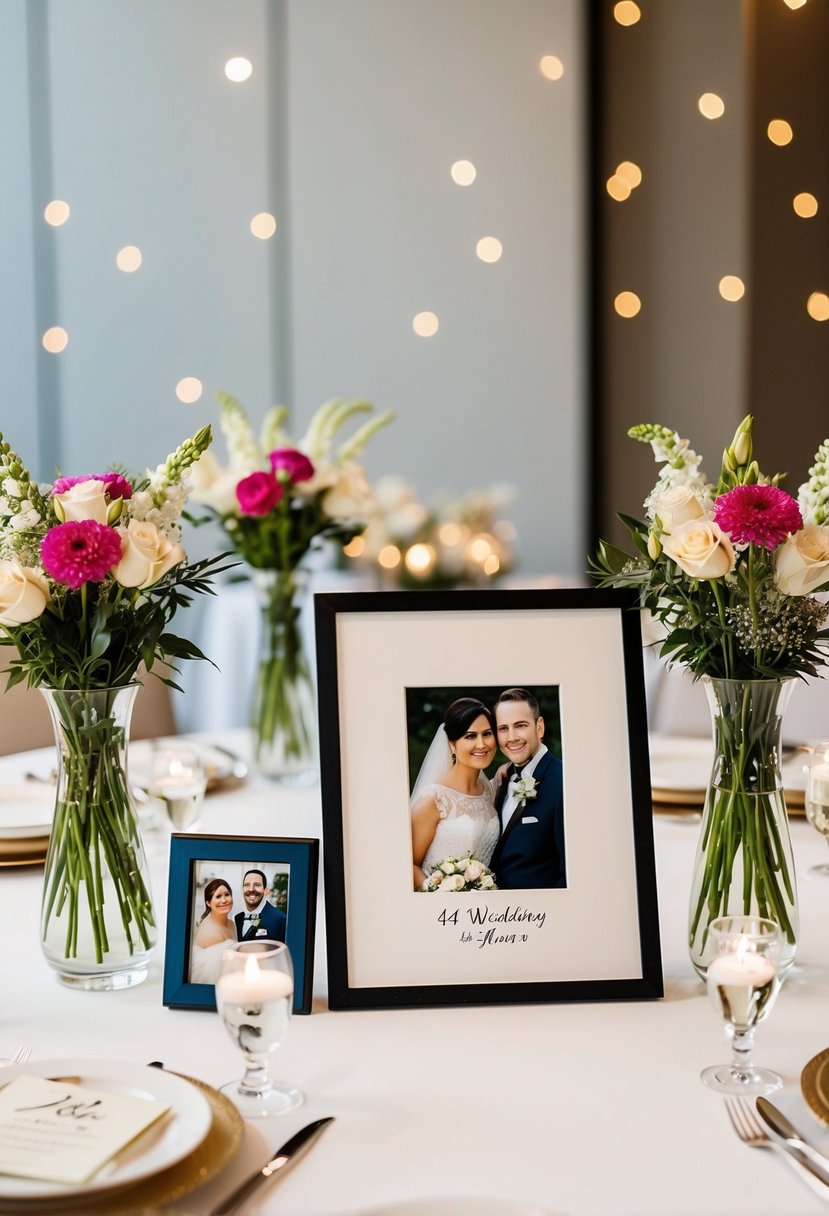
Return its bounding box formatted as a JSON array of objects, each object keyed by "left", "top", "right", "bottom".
[
  {"left": 251, "top": 568, "right": 316, "bottom": 784},
  {"left": 40, "top": 685, "right": 157, "bottom": 990},
  {"left": 688, "top": 677, "right": 798, "bottom": 980}
]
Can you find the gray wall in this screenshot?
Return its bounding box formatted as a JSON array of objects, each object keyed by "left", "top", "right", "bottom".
[
  {"left": 285, "top": 0, "right": 587, "bottom": 574},
  {"left": 0, "top": 0, "right": 587, "bottom": 577}
]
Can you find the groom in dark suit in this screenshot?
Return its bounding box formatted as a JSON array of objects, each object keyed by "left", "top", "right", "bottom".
[
  {"left": 489, "top": 688, "right": 566, "bottom": 889},
  {"left": 235, "top": 869, "right": 287, "bottom": 942}
]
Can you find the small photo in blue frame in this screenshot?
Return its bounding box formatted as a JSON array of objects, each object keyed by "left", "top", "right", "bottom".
[{"left": 163, "top": 833, "right": 319, "bottom": 1014}]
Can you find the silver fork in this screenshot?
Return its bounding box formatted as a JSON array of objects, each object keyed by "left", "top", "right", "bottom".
[
  {"left": 725, "top": 1097, "right": 829, "bottom": 1199},
  {"left": 11, "top": 1046, "right": 32, "bottom": 1065}
]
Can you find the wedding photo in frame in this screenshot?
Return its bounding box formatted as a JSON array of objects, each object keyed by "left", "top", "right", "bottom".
[
  {"left": 162, "top": 834, "right": 319, "bottom": 1014},
  {"left": 315, "top": 588, "right": 662, "bottom": 1010}
]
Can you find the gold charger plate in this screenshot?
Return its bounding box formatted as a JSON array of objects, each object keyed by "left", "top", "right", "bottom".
[
  {"left": 0, "top": 1072, "right": 243, "bottom": 1213},
  {"left": 651, "top": 788, "right": 805, "bottom": 814},
  {"left": 801, "top": 1048, "right": 829, "bottom": 1126},
  {"left": 0, "top": 835, "right": 49, "bottom": 867}
]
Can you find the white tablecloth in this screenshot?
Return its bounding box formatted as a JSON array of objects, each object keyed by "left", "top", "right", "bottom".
[{"left": 3, "top": 737, "right": 829, "bottom": 1216}]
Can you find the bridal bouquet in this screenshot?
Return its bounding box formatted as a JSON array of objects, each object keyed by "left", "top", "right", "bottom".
[
  {"left": 420, "top": 855, "right": 498, "bottom": 892},
  {"left": 190, "top": 392, "right": 394, "bottom": 777},
  {"left": 593, "top": 415, "right": 829, "bottom": 971},
  {"left": 0, "top": 425, "right": 228, "bottom": 978}
]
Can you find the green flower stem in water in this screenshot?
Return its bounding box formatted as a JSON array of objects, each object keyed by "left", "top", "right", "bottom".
[
  {"left": 252, "top": 570, "right": 315, "bottom": 778},
  {"left": 688, "top": 678, "right": 798, "bottom": 977},
  {"left": 40, "top": 687, "right": 156, "bottom": 973}
]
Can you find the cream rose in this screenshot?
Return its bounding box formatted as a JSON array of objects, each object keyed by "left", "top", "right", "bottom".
[
  {"left": 188, "top": 452, "right": 245, "bottom": 516},
  {"left": 774, "top": 524, "right": 829, "bottom": 596},
  {"left": 479, "top": 874, "right": 496, "bottom": 890},
  {"left": 464, "top": 859, "right": 485, "bottom": 882},
  {"left": 0, "top": 561, "right": 50, "bottom": 626},
  {"left": 663, "top": 518, "right": 735, "bottom": 580},
  {"left": 321, "top": 462, "right": 375, "bottom": 520},
  {"left": 439, "top": 873, "right": 466, "bottom": 892},
  {"left": 112, "top": 520, "right": 185, "bottom": 589},
  {"left": 53, "top": 479, "right": 111, "bottom": 524},
  {"left": 651, "top": 485, "right": 705, "bottom": 534}
]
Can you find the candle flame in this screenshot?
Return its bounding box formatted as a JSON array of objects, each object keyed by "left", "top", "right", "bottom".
[{"left": 244, "top": 953, "right": 260, "bottom": 981}]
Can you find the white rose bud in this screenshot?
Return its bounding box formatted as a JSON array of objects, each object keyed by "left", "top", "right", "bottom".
[
  {"left": 0, "top": 561, "right": 50, "bottom": 626},
  {"left": 440, "top": 860, "right": 456, "bottom": 875},
  {"left": 112, "top": 519, "right": 185, "bottom": 589},
  {"left": 647, "top": 531, "right": 662, "bottom": 561},
  {"left": 652, "top": 485, "right": 704, "bottom": 534},
  {"left": 774, "top": 524, "right": 829, "bottom": 596},
  {"left": 663, "top": 519, "right": 735, "bottom": 580},
  {"left": 479, "top": 874, "right": 496, "bottom": 889},
  {"left": 53, "top": 479, "right": 111, "bottom": 525}
]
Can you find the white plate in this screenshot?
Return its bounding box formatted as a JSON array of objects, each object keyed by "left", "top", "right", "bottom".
[
  {"left": 649, "top": 734, "right": 809, "bottom": 798},
  {"left": 0, "top": 1058, "right": 212, "bottom": 1202},
  {"left": 350, "top": 1201, "right": 562, "bottom": 1216},
  {"left": 0, "top": 785, "right": 54, "bottom": 840}
]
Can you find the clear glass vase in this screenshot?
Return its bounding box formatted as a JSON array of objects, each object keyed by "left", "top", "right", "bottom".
[
  {"left": 251, "top": 569, "right": 316, "bottom": 784},
  {"left": 40, "top": 685, "right": 157, "bottom": 990},
  {"left": 688, "top": 677, "right": 798, "bottom": 980}
]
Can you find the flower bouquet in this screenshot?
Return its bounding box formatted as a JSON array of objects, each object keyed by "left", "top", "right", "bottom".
[
  {"left": 191, "top": 393, "right": 393, "bottom": 779},
  {"left": 0, "top": 425, "right": 228, "bottom": 987},
  {"left": 420, "top": 855, "right": 498, "bottom": 891},
  {"left": 593, "top": 415, "right": 829, "bottom": 975}
]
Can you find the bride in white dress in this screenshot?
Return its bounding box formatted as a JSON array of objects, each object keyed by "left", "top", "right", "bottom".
[
  {"left": 410, "top": 698, "right": 500, "bottom": 890},
  {"left": 190, "top": 877, "right": 237, "bottom": 983}
]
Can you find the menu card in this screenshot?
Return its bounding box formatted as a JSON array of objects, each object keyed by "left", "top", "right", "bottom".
[{"left": 0, "top": 1074, "right": 170, "bottom": 1184}]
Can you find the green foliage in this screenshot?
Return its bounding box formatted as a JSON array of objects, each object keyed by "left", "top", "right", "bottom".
[{"left": 1, "top": 553, "right": 236, "bottom": 691}]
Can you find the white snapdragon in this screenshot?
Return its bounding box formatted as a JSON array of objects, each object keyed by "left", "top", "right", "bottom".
[
  {"left": 9, "top": 508, "right": 41, "bottom": 531},
  {"left": 2, "top": 478, "right": 21, "bottom": 498},
  {"left": 798, "top": 439, "right": 829, "bottom": 527},
  {"left": 129, "top": 479, "right": 189, "bottom": 543},
  {"left": 217, "top": 393, "right": 262, "bottom": 470}
]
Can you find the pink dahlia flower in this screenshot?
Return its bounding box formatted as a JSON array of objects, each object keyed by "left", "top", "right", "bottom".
[
  {"left": 269, "top": 448, "right": 314, "bottom": 484},
  {"left": 236, "top": 470, "right": 283, "bottom": 517},
  {"left": 713, "top": 484, "right": 803, "bottom": 550},
  {"left": 51, "top": 472, "right": 132, "bottom": 500},
  {"left": 40, "top": 520, "right": 123, "bottom": 589}
]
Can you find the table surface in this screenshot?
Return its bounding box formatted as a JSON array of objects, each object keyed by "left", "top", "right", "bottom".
[{"left": 3, "top": 734, "right": 829, "bottom": 1216}]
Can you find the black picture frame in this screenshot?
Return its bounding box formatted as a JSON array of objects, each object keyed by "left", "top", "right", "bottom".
[
  {"left": 315, "top": 587, "right": 661, "bottom": 1010},
  {"left": 162, "top": 833, "right": 319, "bottom": 1014}
]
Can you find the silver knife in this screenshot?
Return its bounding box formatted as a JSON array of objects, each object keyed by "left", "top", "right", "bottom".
[
  {"left": 209, "top": 1116, "right": 334, "bottom": 1216},
  {"left": 756, "top": 1097, "right": 829, "bottom": 1184}
]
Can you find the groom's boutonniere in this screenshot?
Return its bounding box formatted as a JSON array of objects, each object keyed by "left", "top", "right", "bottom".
[
  {"left": 250, "top": 914, "right": 261, "bottom": 930},
  {"left": 514, "top": 775, "right": 538, "bottom": 807}
]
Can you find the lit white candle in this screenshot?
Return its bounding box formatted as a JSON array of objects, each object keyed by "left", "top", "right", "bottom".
[
  {"left": 808, "top": 762, "right": 829, "bottom": 807},
  {"left": 707, "top": 951, "right": 776, "bottom": 988},
  {"left": 151, "top": 774, "right": 203, "bottom": 797},
  {"left": 217, "top": 963, "right": 293, "bottom": 1005}
]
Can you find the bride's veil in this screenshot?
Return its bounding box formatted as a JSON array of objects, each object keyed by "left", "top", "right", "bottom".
[{"left": 410, "top": 724, "right": 452, "bottom": 806}]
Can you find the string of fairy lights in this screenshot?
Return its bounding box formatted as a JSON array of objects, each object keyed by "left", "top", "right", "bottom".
[{"left": 607, "top": 0, "right": 828, "bottom": 323}]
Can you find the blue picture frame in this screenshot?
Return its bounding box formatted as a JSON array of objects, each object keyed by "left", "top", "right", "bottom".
[{"left": 162, "top": 833, "right": 319, "bottom": 1014}]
